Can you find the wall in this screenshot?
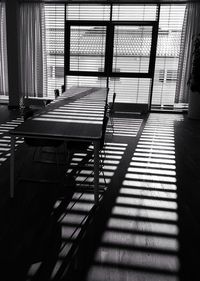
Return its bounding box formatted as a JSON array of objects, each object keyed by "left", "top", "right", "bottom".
[{"left": 6, "top": 0, "right": 20, "bottom": 108}]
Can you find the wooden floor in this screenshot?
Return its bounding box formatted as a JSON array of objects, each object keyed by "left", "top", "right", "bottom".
[{"left": 0, "top": 104, "right": 200, "bottom": 281}]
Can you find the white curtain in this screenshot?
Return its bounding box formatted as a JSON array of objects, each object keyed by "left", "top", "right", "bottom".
[
  {"left": 0, "top": 2, "right": 8, "bottom": 96},
  {"left": 175, "top": 2, "right": 200, "bottom": 103},
  {"left": 19, "top": 2, "right": 47, "bottom": 98}
]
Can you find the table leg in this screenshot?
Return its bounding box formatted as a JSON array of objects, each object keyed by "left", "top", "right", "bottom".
[
  {"left": 10, "top": 135, "right": 15, "bottom": 198},
  {"left": 93, "top": 140, "right": 100, "bottom": 204}
]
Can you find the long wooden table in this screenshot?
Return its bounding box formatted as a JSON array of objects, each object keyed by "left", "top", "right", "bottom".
[{"left": 10, "top": 87, "right": 108, "bottom": 204}]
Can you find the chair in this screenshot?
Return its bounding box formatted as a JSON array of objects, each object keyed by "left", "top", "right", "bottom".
[
  {"left": 61, "top": 84, "right": 65, "bottom": 93},
  {"left": 22, "top": 137, "right": 65, "bottom": 185},
  {"left": 21, "top": 106, "right": 65, "bottom": 185},
  {"left": 54, "top": 89, "right": 60, "bottom": 99},
  {"left": 22, "top": 93, "right": 64, "bottom": 162}
]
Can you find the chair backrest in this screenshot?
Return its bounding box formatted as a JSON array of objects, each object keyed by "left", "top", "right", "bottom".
[
  {"left": 109, "top": 92, "right": 116, "bottom": 114},
  {"left": 54, "top": 89, "right": 60, "bottom": 98},
  {"left": 61, "top": 85, "right": 65, "bottom": 93},
  {"left": 22, "top": 107, "right": 34, "bottom": 120},
  {"left": 24, "top": 137, "right": 63, "bottom": 147},
  {"left": 113, "top": 92, "right": 116, "bottom": 103}
]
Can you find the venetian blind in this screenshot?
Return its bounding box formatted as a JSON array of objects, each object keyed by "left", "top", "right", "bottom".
[
  {"left": 44, "top": 4, "right": 65, "bottom": 97},
  {"left": 65, "top": 4, "right": 110, "bottom": 90},
  {"left": 65, "top": 4, "right": 158, "bottom": 105},
  {"left": 110, "top": 4, "right": 158, "bottom": 105},
  {"left": 152, "top": 4, "right": 186, "bottom": 109}
]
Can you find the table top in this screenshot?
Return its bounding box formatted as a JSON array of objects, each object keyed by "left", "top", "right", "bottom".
[{"left": 11, "top": 87, "right": 108, "bottom": 142}]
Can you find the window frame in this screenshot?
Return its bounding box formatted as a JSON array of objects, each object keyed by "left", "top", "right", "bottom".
[
  {"left": 110, "top": 21, "right": 158, "bottom": 78},
  {"left": 65, "top": 20, "right": 158, "bottom": 79},
  {"left": 65, "top": 20, "right": 110, "bottom": 77}
]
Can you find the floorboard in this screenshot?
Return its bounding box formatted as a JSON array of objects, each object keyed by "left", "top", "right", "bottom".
[{"left": 0, "top": 105, "right": 200, "bottom": 281}]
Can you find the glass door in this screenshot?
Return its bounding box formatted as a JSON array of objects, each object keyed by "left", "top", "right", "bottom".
[
  {"left": 109, "top": 22, "right": 158, "bottom": 111},
  {"left": 65, "top": 21, "right": 158, "bottom": 110},
  {"left": 151, "top": 4, "right": 187, "bottom": 111}
]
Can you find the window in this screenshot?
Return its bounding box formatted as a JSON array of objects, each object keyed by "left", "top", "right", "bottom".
[
  {"left": 112, "top": 4, "right": 157, "bottom": 21},
  {"left": 112, "top": 24, "right": 154, "bottom": 75},
  {"left": 44, "top": 3, "right": 186, "bottom": 110},
  {"left": 152, "top": 4, "right": 186, "bottom": 107},
  {"left": 166, "top": 69, "right": 177, "bottom": 82},
  {"left": 67, "top": 24, "right": 107, "bottom": 73},
  {"left": 49, "top": 66, "right": 64, "bottom": 78},
  {"left": 66, "top": 4, "right": 110, "bottom": 21},
  {"left": 159, "top": 69, "right": 177, "bottom": 83},
  {"left": 44, "top": 4, "right": 65, "bottom": 97},
  {"left": 159, "top": 69, "right": 165, "bottom": 83},
  {"left": 64, "top": 4, "right": 158, "bottom": 105},
  {"left": 98, "top": 68, "right": 120, "bottom": 81}
]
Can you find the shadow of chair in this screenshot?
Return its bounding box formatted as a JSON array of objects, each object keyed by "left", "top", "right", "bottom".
[
  {"left": 65, "top": 116, "right": 109, "bottom": 190},
  {"left": 108, "top": 92, "right": 116, "bottom": 134}
]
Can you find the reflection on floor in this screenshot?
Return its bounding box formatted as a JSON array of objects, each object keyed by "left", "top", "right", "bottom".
[{"left": 0, "top": 108, "right": 200, "bottom": 281}]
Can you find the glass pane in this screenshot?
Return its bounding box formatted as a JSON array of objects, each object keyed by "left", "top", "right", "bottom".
[
  {"left": 45, "top": 4, "right": 65, "bottom": 97},
  {"left": 70, "top": 26, "right": 106, "bottom": 72},
  {"left": 65, "top": 75, "right": 107, "bottom": 89},
  {"left": 112, "top": 25, "right": 153, "bottom": 73},
  {"left": 66, "top": 4, "right": 110, "bottom": 21},
  {"left": 152, "top": 4, "right": 186, "bottom": 109},
  {"left": 112, "top": 4, "right": 158, "bottom": 21},
  {"left": 109, "top": 77, "right": 151, "bottom": 104}
]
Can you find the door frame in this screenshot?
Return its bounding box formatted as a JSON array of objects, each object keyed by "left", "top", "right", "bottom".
[{"left": 64, "top": 5, "right": 160, "bottom": 111}]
